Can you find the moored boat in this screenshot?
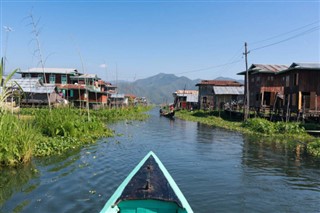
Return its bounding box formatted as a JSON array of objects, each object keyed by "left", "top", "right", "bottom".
[{"left": 100, "top": 151, "right": 193, "bottom": 213}]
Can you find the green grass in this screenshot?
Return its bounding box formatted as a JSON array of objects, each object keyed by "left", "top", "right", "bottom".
[
  {"left": 0, "top": 114, "right": 40, "bottom": 166},
  {"left": 0, "top": 106, "right": 151, "bottom": 166}
]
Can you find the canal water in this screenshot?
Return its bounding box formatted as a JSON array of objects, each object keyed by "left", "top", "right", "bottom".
[{"left": 1, "top": 108, "right": 320, "bottom": 213}]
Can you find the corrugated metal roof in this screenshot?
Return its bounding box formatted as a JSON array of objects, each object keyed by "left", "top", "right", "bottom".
[
  {"left": 289, "top": 62, "right": 320, "bottom": 69},
  {"left": 71, "top": 74, "right": 100, "bottom": 79},
  {"left": 174, "top": 90, "right": 198, "bottom": 95},
  {"left": 110, "top": 94, "right": 125, "bottom": 98},
  {"left": 176, "top": 93, "right": 198, "bottom": 103},
  {"left": 213, "top": 86, "right": 244, "bottom": 95},
  {"left": 196, "top": 80, "right": 242, "bottom": 86},
  {"left": 277, "top": 62, "right": 320, "bottom": 74},
  {"left": 251, "top": 64, "right": 288, "bottom": 73},
  {"left": 238, "top": 64, "right": 288, "bottom": 75},
  {"left": 7, "top": 78, "right": 55, "bottom": 93},
  {"left": 19, "top": 68, "right": 79, "bottom": 74}
]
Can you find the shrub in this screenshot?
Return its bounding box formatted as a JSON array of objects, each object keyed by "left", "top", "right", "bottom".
[
  {"left": 242, "top": 118, "right": 275, "bottom": 134},
  {"left": 307, "top": 139, "right": 320, "bottom": 157}
]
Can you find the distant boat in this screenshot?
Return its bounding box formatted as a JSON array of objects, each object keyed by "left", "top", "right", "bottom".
[
  {"left": 160, "top": 108, "right": 175, "bottom": 118},
  {"left": 100, "top": 151, "right": 193, "bottom": 213}
]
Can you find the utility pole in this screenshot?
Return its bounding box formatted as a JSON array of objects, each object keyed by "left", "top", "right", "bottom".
[{"left": 244, "top": 42, "right": 250, "bottom": 120}]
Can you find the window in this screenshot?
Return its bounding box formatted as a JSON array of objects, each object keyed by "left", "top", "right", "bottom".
[
  {"left": 38, "top": 74, "right": 44, "bottom": 82},
  {"left": 49, "top": 74, "right": 56, "bottom": 84},
  {"left": 294, "top": 73, "right": 299, "bottom": 86},
  {"left": 285, "top": 75, "right": 290, "bottom": 87},
  {"left": 25, "top": 74, "right": 31, "bottom": 78},
  {"left": 70, "top": 90, "right": 74, "bottom": 97},
  {"left": 256, "top": 76, "right": 260, "bottom": 83},
  {"left": 61, "top": 75, "right": 67, "bottom": 84},
  {"left": 270, "top": 76, "right": 274, "bottom": 81}
]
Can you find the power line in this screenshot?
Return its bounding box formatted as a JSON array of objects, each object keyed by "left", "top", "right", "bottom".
[
  {"left": 176, "top": 59, "right": 242, "bottom": 75},
  {"left": 250, "top": 20, "right": 319, "bottom": 45},
  {"left": 250, "top": 26, "right": 319, "bottom": 52}
]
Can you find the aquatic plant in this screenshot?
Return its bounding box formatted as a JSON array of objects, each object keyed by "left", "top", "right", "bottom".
[
  {"left": 176, "top": 110, "right": 320, "bottom": 158},
  {"left": 307, "top": 139, "right": 320, "bottom": 157},
  {"left": 0, "top": 114, "right": 39, "bottom": 166},
  {"left": 0, "top": 58, "right": 20, "bottom": 114},
  {"left": 242, "top": 118, "right": 275, "bottom": 134}
]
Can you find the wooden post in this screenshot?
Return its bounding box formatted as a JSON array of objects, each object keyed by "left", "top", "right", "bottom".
[
  {"left": 244, "top": 42, "right": 250, "bottom": 120},
  {"left": 286, "top": 94, "right": 290, "bottom": 122}
]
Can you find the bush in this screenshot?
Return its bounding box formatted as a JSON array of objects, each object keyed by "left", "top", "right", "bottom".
[
  {"left": 242, "top": 118, "right": 275, "bottom": 134},
  {"left": 307, "top": 139, "right": 320, "bottom": 157},
  {"left": 274, "top": 122, "right": 305, "bottom": 134}
]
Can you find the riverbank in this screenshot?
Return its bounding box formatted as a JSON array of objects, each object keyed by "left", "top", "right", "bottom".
[
  {"left": 0, "top": 106, "right": 151, "bottom": 167},
  {"left": 175, "top": 110, "right": 320, "bottom": 158}
]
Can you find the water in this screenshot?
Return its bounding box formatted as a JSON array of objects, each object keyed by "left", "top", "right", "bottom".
[{"left": 1, "top": 108, "right": 320, "bottom": 213}]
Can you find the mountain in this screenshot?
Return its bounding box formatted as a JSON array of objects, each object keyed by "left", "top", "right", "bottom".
[{"left": 116, "top": 73, "right": 243, "bottom": 104}]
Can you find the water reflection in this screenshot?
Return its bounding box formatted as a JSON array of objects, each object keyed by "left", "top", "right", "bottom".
[
  {"left": 241, "top": 135, "right": 320, "bottom": 212},
  {"left": 0, "top": 163, "right": 39, "bottom": 208}
]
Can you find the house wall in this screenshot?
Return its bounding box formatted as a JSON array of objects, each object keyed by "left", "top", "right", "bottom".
[
  {"left": 198, "top": 85, "right": 214, "bottom": 110},
  {"left": 280, "top": 70, "right": 320, "bottom": 112},
  {"left": 22, "top": 73, "right": 73, "bottom": 84},
  {"left": 214, "top": 95, "right": 244, "bottom": 110},
  {"left": 248, "top": 73, "right": 284, "bottom": 109}
]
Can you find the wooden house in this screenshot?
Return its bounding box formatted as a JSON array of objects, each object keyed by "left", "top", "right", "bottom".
[
  {"left": 196, "top": 80, "right": 243, "bottom": 110},
  {"left": 173, "top": 90, "right": 198, "bottom": 110},
  {"left": 7, "top": 78, "right": 64, "bottom": 106},
  {"left": 212, "top": 86, "right": 244, "bottom": 110},
  {"left": 238, "top": 64, "right": 288, "bottom": 112},
  {"left": 109, "top": 94, "right": 125, "bottom": 108},
  {"left": 58, "top": 74, "right": 110, "bottom": 109},
  {"left": 277, "top": 62, "right": 320, "bottom": 115},
  {"left": 18, "top": 68, "right": 116, "bottom": 109},
  {"left": 18, "top": 68, "right": 80, "bottom": 85}
]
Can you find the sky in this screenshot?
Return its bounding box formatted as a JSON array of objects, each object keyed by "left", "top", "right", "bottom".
[{"left": 1, "top": 1, "right": 319, "bottom": 82}]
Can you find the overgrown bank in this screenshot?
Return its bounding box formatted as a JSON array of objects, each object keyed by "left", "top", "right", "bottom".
[
  {"left": 0, "top": 106, "right": 151, "bottom": 166},
  {"left": 175, "top": 110, "right": 320, "bottom": 158}
]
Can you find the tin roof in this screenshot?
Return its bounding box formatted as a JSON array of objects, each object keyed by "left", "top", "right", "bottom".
[
  {"left": 196, "top": 80, "right": 242, "bottom": 86},
  {"left": 238, "top": 64, "right": 288, "bottom": 75},
  {"left": 110, "top": 94, "right": 125, "bottom": 98},
  {"left": 19, "top": 68, "right": 79, "bottom": 75},
  {"left": 7, "top": 78, "right": 55, "bottom": 93},
  {"left": 289, "top": 62, "right": 320, "bottom": 69},
  {"left": 174, "top": 90, "right": 198, "bottom": 95},
  {"left": 184, "top": 94, "right": 198, "bottom": 102},
  {"left": 277, "top": 62, "right": 320, "bottom": 74},
  {"left": 70, "top": 74, "right": 100, "bottom": 80},
  {"left": 213, "top": 86, "right": 244, "bottom": 95},
  {"left": 174, "top": 90, "right": 198, "bottom": 102}
]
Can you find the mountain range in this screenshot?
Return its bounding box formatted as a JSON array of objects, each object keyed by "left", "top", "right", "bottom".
[{"left": 115, "top": 73, "right": 243, "bottom": 104}]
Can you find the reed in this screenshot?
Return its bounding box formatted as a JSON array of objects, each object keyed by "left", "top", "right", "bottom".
[{"left": 0, "top": 114, "right": 39, "bottom": 166}]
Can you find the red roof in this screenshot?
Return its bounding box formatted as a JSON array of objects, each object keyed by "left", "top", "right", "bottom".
[
  {"left": 125, "top": 94, "right": 136, "bottom": 98},
  {"left": 196, "top": 80, "right": 243, "bottom": 86}
]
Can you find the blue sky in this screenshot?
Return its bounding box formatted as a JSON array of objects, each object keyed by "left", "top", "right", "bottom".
[{"left": 1, "top": 1, "right": 319, "bottom": 81}]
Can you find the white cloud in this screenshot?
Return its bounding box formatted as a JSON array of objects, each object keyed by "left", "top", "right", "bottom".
[{"left": 99, "top": 64, "right": 107, "bottom": 68}]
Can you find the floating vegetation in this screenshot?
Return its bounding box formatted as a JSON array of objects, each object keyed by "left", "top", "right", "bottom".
[{"left": 176, "top": 110, "right": 319, "bottom": 158}]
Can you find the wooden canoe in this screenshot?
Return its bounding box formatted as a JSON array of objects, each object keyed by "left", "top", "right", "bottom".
[
  {"left": 100, "top": 151, "right": 193, "bottom": 213},
  {"left": 160, "top": 110, "right": 175, "bottom": 118}
]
